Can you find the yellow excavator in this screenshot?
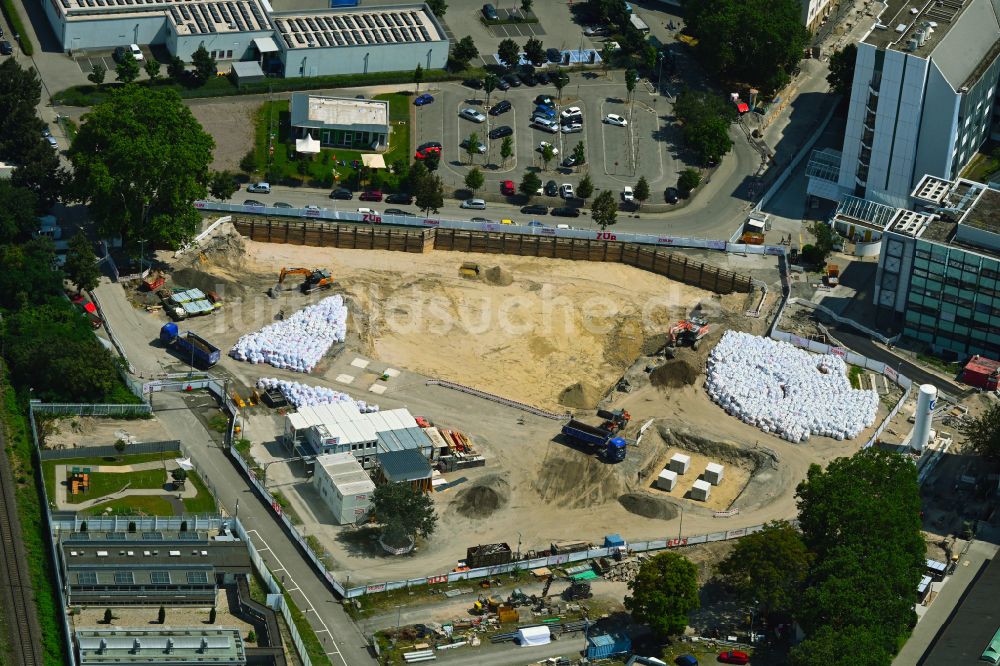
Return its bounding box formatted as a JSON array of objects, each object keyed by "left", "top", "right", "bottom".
[{"left": 268, "top": 267, "right": 336, "bottom": 298}]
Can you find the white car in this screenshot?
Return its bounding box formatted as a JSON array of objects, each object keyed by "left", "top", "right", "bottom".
[
  {"left": 604, "top": 114, "right": 628, "bottom": 127},
  {"left": 246, "top": 182, "right": 271, "bottom": 194},
  {"left": 560, "top": 106, "right": 582, "bottom": 120},
  {"left": 560, "top": 183, "right": 574, "bottom": 199},
  {"left": 561, "top": 122, "right": 583, "bottom": 134},
  {"left": 129, "top": 43, "right": 144, "bottom": 61},
  {"left": 622, "top": 186, "right": 634, "bottom": 202},
  {"left": 357, "top": 207, "right": 380, "bottom": 215},
  {"left": 538, "top": 141, "right": 559, "bottom": 156},
  {"left": 459, "top": 108, "right": 486, "bottom": 123},
  {"left": 532, "top": 118, "right": 559, "bottom": 133}
]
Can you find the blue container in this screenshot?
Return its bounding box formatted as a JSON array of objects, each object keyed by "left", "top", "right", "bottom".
[
  {"left": 329, "top": 0, "right": 359, "bottom": 6},
  {"left": 159, "top": 322, "right": 179, "bottom": 344},
  {"left": 604, "top": 534, "right": 625, "bottom": 549},
  {"left": 587, "top": 633, "right": 631, "bottom": 659}
]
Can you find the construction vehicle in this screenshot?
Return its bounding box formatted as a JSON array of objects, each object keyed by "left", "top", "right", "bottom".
[
  {"left": 597, "top": 408, "right": 630, "bottom": 433},
  {"left": 470, "top": 596, "right": 502, "bottom": 615},
  {"left": 269, "top": 267, "right": 336, "bottom": 297},
  {"left": 825, "top": 263, "right": 840, "bottom": 286},
  {"left": 668, "top": 316, "right": 710, "bottom": 350},
  {"left": 159, "top": 323, "right": 221, "bottom": 368},
  {"left": 561, "top": 420, "right": 627, "bottom": 462}
]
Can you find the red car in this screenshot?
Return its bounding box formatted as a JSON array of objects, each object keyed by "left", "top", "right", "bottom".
[
  {"left": 718, "top": 651, "right": 750, "bottom": 665},
  {"left": 414, "top": 145, "right": 441, "bottom": 160},
  {"left": 359, "top": 190, "right": 383, "bottom": 202},
  {"left": 501, "top": 180, "right": 515, "bottom": 195}
]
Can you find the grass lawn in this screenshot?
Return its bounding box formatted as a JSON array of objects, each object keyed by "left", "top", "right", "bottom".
[
  {"left": 250, "top": 92, "right": 410, "bottom": 192},
  {"left": 183, "top": 469, "right": 217, "bottom": 513},
  {"left": 42, "top": 450, "right": 180, "bottom": 503},
  {"left": 961, "top": 150, "right": 1000, "bottom": 183},
  {"left": 64, "top": 467, "right": 167, "bottom": 504},
  {"left": 83, "top": 495, "right": 177, "bottom": 516}
]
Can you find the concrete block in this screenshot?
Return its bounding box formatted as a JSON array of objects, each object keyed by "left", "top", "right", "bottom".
[
  {"left": 691, "top": 479, "right": 712, "bottom": 501},
  {"left": 704, "top": 462, "right": 724, "bottom": 485},
  {"left": 669, "top": 453, "right": 691, "bottom": 474},
  {"left": 656, "top": 469, "right": 677, "bottom": 491}
]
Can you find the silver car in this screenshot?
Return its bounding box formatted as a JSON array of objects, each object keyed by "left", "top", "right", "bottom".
[
  {"left": 246, "top": 182, "right": 271, "bottom": 194},
  {"left": 459, "top": 108, "right": 487, "bottom": 123}
]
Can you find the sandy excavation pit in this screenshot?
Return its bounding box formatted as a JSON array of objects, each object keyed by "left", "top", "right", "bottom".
[
  {"left": 646, "top": 448, "right": 751, "bottom": 511},
  {"left": 213, "top": 241, "right": 739, "bottom": 410}
]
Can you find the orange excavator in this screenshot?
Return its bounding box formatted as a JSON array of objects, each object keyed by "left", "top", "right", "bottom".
[
  {"left": 268, "top": 267, "right": 336, "bottom": 298},
  {"left": 668, "top": 316, "right": 710, "bottom": 350}
]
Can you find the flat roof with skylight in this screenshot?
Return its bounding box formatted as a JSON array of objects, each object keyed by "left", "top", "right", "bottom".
[
  {"left": 272, "top": 4, "right": 442, "bottom": 51},
  {"left": 77, "top": 628, "right": 245, "bottom": 665}
]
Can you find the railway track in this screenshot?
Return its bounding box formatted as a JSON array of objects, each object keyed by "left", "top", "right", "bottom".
[{"left": 0, "top": 426, "right": 45, "bottom": 666}]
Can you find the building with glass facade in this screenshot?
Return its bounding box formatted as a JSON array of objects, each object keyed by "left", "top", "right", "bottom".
[{"left": 871, "top": 175, "right": 1000, "bottom": 358}]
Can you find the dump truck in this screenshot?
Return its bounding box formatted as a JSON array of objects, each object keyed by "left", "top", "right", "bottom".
[
  {"left": 561, "top": 419, "right": 627, "bottom": 462},
  {"left": 159, "top": 323, "right": 221, "bottom": 368}
]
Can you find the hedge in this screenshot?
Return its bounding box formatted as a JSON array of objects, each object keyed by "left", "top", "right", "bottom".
[
  {"left": 0, "top": 0, "right": 33, "bottom": 56},
  {"left": 53, "top": 66, "right": 486, "bottom": 106}
]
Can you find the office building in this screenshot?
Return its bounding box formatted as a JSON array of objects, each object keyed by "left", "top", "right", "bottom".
[
  {"left": 290, "top": 94, "right": 389, "bottom": 151},
  {"left": 807, "top": 0, "right": 1000, "bottom": 208}
]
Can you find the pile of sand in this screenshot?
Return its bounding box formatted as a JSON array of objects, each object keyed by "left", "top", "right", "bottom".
[
  {"left": 605, "top": 319, "right": 645, "bottom": 367},
  {"left": 483, "top": 265, "right": 514, "bottom": 286},
  {"left": 454, "top": 475, "right": 510, "bottom": 519},
  {"left": 172, "top": 267, "right": 248, "bottom": 300},
  {"left": 650, "top": 358, "right": 700, "bottom": 388},
  {"left": 559, "top": 381, "right": 603, "bottom": 409},
  {"left": 618, "top": 493, "right": 679, "bottom": 520}
]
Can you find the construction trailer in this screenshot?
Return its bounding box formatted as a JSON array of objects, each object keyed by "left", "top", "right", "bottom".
[
  {"left": 311, "top": 452, "right": 375, "bottom": 524},
  {"left": 962, "top": 355, "right": 1000, "bottom": 390}
]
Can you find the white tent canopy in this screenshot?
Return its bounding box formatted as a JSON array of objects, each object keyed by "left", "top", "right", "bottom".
[
  {"left": 516, "top": 626, "right": 551, "bottom": 647},
  {"left": 295, "top": 134, "right": 321, "bottom": 154},
  {"left": 174, "top": 457, "right": 195, "bottom": 470},
  {"left": 361, "top": 153, "right": 386, "bottom": 169}
]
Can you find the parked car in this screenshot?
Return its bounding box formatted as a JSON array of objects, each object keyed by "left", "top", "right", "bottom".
[
  {"left": 503, "top": 73, "right": 522, "bottom": 87},
  {"left": 128, "top": 43, "right": 144, "bottom": 61},
  {"left": 718, "top": 651, "right": 749, "bottom": 665},
  {"left": 551, "top": 206, "right": 580, "bottom": 217},
  {"left": 664, "top": 186, "right": 679, "bottom": 204},
  {"left": 544, "top": 180, "right": 558, "bottom": 196},
  {"left": 622, "top": 186, "right": 634, "bottom": 202},
  {"left": 460, "top": 138, "right": 487, "bottom": 154},
  {"left": 461, "top": 198, "right": 487, "bottom": 209},
  {"left": 496, "top": 77, "right": 511, "bottom": 91},
  {"left": 533, "top": 106, "right": 556, "bottom": 120},
  {"left": 604, "top": 113, "right": 628, "bottom": 126},
  {"left": 521, "top": 204, "right": 548, "bottom": 215},
  {"left": 546, "top": 47, "right": 562, "bottom": 63},
  {"left": 534, "top": 95, "right": 554, "bottom": 106},
  {"left": 385, "top": 192, "right": 413, "bottom": 204},
  {"left": 560, "top": 183, "right": 574, "bottom": 199},
  {"left": 535, "top": 71, "right": 550, "bottom": 85},
  {"left": 584, "top": 26, "right": 608, "bottom": 36},
  {"left": 537, "top": 141, "right": 559, "bottom": 156},
  {"left": 385, "top": 208, "right": 414, "bottom": 216},
  {"left": 360, "top": 190, "right": 384, "bottom": 201},
  {"left": 413, "top": 93, "right": 434, "bottom": 106},
  {"left": 532, "top": 118, "right": 559, "bottom": 133},
  {"left": 471, "top": 217, "right": 492, "bottom": 223},
  {"left": 489, "top": 125, "right": 513, "bottom": 140},
  {"left": 274, "top": 201, "right": 293, "bottom": 208},
  {"left": 45, "top": 135, "right": 58, "bottom": 149},
  {"left": 463, "top": 77, "right": 484, "bottom": 89},
  {"left": 330, "top": 188, "right": 354, "bottom": 200},
  {"left": 482, "top": 3, "right": 498, "bottom": 20},
  {"left": 675, "top": 656, "right": 698, "bottom": 666},
  {"left": 0, "top": 41, "right": 12, "bottom": 56},
  {"left": 243, "top": 199, "right": 265, "bottom": 207},
  {"left": 417, "top": 141, "right": 442, "bottom": 151},
  {"left": 560, "top": 106, "right": 582, "bottom": 120},
  {"left": 501, "top": 180, "right": 516, "bottom": 195},
  {"left": 113, "top": 46, "right": 127, "bottom": 62},
  {"left": 246, "top": 182, "right": 271, "bottom": 194},
  {"left": 561, "top": 122, "right": 583, "bottom": 134},
  {"left": 303, "top": 204, "right": 324, "bottom": 211},
  {"left": 489, "top": 100, "right": 512, "bottom": 116},
  {"left": 415, "top": 145, "right": 441, "bottom": 159},
  {"left": 459, "top": 107, "right": 487, "bottom": 123},
  {"left": 561, "top": 156, "right": 578, "bottom": 168},
  {"left": 528, "top": 220, "right": 546, "bottom": 227},
  {"left": 520, "top": 71, "right": 537, "bottom": 86}
]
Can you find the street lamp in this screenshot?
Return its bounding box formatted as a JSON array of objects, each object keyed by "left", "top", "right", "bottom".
[
  {"left": 749, "top": 599, "right": 759, "bottom": 644},
  {"left": 677, "top": 503, "right": 685, "bottom": 541}
]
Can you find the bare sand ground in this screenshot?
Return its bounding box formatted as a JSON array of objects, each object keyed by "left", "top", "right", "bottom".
[
  {"left": 646, "top": 448, "right": 751, "bottom": 511},
  {"left": 187, "top": 100, "right": 258, "bottom": 172},
  {"left": 42, "top": 416, "right": 172, "bottom": 451}
]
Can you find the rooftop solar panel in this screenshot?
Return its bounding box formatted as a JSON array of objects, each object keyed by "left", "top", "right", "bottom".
[
  {"left": 76, "top": 572, "right": 98, "bottom": 585},
  {"left": 149, "top": 571, "right": 171, "bottom": 584}
]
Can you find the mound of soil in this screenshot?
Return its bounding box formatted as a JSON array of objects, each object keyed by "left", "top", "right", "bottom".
[
  {"left": 172, "top": 267, "right": 248, "bottom": 300},
  {"left": 650, "top": 358, "right": 700, "bottom": 388},
  {"left": 559, "top": 381, "right": 603, "bottom": 409},
  {"left": 483, "top": 265, "right": 513, "bottom": 286},
  {"left": 618, "top": 493, "right": 679, "bottom": 520},
  {"left": 454, "top": 475, "right": 510, "bottom": 519},
  {"left": 605, "top": 319, "right": 644, "bottom": 367}
]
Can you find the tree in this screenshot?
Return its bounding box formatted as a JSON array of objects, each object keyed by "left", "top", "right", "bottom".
[
  {"left": 524, "top": 38, "right": 545, "bottom": 67},
  {"left": 63, "top": 233, "right": 101, "bottom": 294},
  {"left": 414, "top": 172, "right": 444, "bottom": 213},
  {"left": 682, "top": 0, "right": 809, "bottom": 92},
  {"left": 643, "top": 44, "right": 658, "bottom": 75},
  {"left": 69, "top": 85, "right": 215, "bottom": 248},
  {"left": 540, "top": 143, "right": 555, "bottom": 170},
  {"left": 677, "top": 168, "right": 701, "bottom": 194},
  {"left": 591, "top": 189, "right": 618, "bottom": 230},
  {"left": 115, "top": 52, "right": 140, "bottom": 84},
  {"left": 718, "top": 521, "right": 811, "bottom": 619},
  {"left": 520, "top": 0, "right": 533, "bottom": 14},
  {"left": 577, "top": 174, "right": 594, "bottom": 201},
  {"left": 684, "top": 115, "right": 733, "bottom": 165},
  {"left": 464, "top": 167, "right": 484, "bottom": 194},
  {"left": 601, "top": 41, "right": 616, "bottom": 78},
  {"left": 571, "top": 141, "right": 586, "bottom": 167},
  {"left": 464, "top": 131, "right": 480, "bottom": 164},
  {"left": 790, "top": 625, "right": 893, "bottom": 666},
  {"left": 171, "top": 468, "right": 188, "bottom": 487},
  {"left": 0, "top": 180, "right": 39, "bottom": 243},
  {"left": 144, "top": 57, "right": 162, "bottom": 81},
  {"left": 413, "top": 63, "right": 424, "bottom": 92},
  {"left": 552, "top": 72, "right": 569, "bottom": 102},
  {"left": 157, "top": 606, "right": 166, "bottom": 624},
  {"left": 87, "top": 63, "right": 106, "bottom": 86},
  {"left": 426, "top": 0, "right": 446, "bottom": 17},
  {"left": 103, "top": 608, "right": 113, "bottom": 624},
  {"left": 827, "top": 43, "right": 857, "bottom": 97},
  {"left": 167, "top": 56, "right": 186, "bottom": 80},
  {"left": 959, "top": 402, "right": 1000, "bottom": 460},
  {"left": 209, "top": 171, "right": 239, "bottom": 201},
  {"left": 452, "top": 36, "right": 479, "bottom": 70},
  {"left": 483, "top": 74, "right": 499, "bottom": 107},
  {"left": 625, "top": 552, "right": 699, "bottom": 637},
  {"left": 239, "top": 150, "right": 257, "bottom": 176},
  {"left": 422, "top": 151, "right": 441, "bottom": 172},
  {"left": 624, "top": 67, "right": 638, "bottom": 106},
  {"left": 497, "top": 38, "right": 520, "bottom": 70},
  {"left": 519, "top": 171, "right": 541, "bottom": 200},
  {"left": 500, "top": 136, "right": 514, "bottom": 165},
  {"left": 191, "top": 45, "right": 217, "bottom": 83},
  {"left": 371, "top": 482, "right": 437, "bottom": 540},
  {"left": 114, "top": 439, "right": 128, "bottom": 456},
  {"left": 811, "top": 220, "right": 836, "bottom": 263},
  {"left": 634, "top": 176, "right": 650, "bottom": 208}
]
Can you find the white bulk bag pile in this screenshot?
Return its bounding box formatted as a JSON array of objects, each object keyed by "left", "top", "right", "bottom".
[
  {"left": 230, "top": 296, "right": 348, "bottom": 373},
  {"left": 705, "top": 331, "right": 879, "bottom": 442},
  {"left": 256, "top": 377, "right": 379, "bottom": 411}
]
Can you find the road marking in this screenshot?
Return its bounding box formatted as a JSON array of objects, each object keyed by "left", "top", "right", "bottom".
[{"left": 249, "top": 530, "right": 348, "bottom": 666}]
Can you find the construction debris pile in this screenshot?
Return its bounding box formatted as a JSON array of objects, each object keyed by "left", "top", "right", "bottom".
[
  {"left": 706, "top": 331, "right": 879, "bottom": 442},
  {"left": 230, "top": 296, "right": 347, "bottom": 372},
  {"left": 256, "top": 378, "right": 378, "bottom": 411},
  {"left": 599, "top": 556, "right": 644, "bottom": 584}
]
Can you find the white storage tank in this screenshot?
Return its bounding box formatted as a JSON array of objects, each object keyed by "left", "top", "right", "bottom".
[
  {"left": 704, "top": 462, "right": 724, "bottom": 485},
  {"left": 691, "top": 479, "right": 712, "bottom": 501},
  {"left": 669, "top": 453, "right": 691, "bottom": 474},
  {"left": 656, "top": 468, "right": 678, "bottom": 491},
  {"left": 910, "top": 383, "right": 937, "bottom": 452}
]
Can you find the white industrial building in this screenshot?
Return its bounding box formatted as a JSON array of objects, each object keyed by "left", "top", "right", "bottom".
[
  {"left": 807, "top": 0, "right": 1000, "bottom": 209},
  {"left": 290, "top": 93, "right": 389, "bottom": 151},
  {"left": 284, "top": 403, "right": 433, "bottom": 468},
  {"left": 800, "top": 0, "right": 835, "bottom": 32},
  {"left": 43, "top": 1, "right": 448, "bottom": 77},
  {"left": 311, "top": 452, "right": 375, "bottom": 524}
]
